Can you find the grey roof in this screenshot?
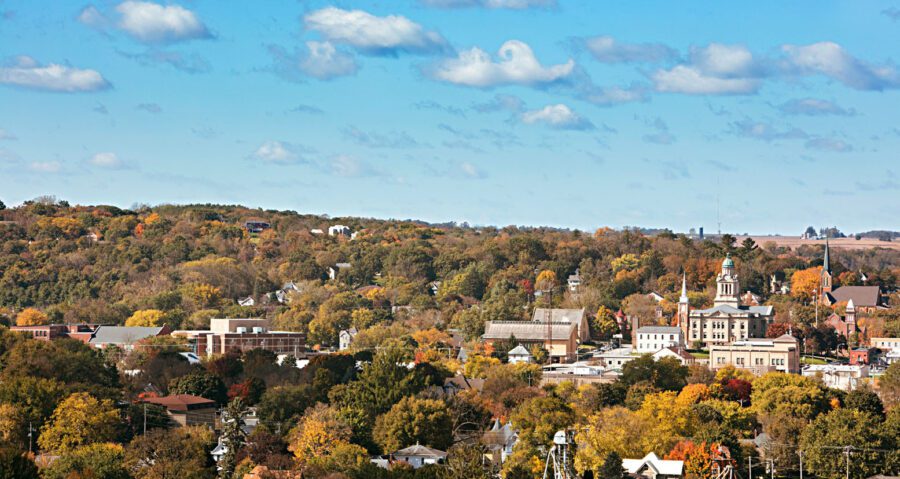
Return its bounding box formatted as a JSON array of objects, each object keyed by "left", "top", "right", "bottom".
[
  {"left": 89, "top": 326, "right": 166, "bottom": 345},
  {"left": 827, "top": 286, "right": 881, "bottom": 307},
  {"left": 483, "top": 419, "right": 517, "bottom": 447},
  {"left": 636, "top": 326, "right": 681, "bottom": 334},
  {"left": 393, "top": 444, "right": 447, "bottom": 458},
  {"left": 484, "top": 321, "right": 577, "bottom": 341},
  {"left": 692, "top": 304, "right": 773, "bottom": 316},
  {"left": 508, "top": 345, "right": 532, "bottom": 356},
  {"left": 531, "top": 308, "right": 585, "bottom": 323}
]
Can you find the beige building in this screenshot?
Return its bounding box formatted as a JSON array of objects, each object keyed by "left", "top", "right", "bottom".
[
  {"left": 483, "top": 321, "right": 578, "bottom": 363},
  {"left": 678, "top": 255, "right": 773, "bottom": 348},
  {"left": 709, "top": 334, "right": 800, "bottom": 375},
  {"left": 871, "top": 337, "right": 900, "bottom": 351}
]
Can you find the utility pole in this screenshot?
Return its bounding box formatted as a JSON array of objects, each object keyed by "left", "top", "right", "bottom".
[
  {"left": 143, "top": 402, "right": 147, "bottom": 435},
  {"left": 844, "top": 446, "right": 851, "bottom": 479},
  {"left": 748, "top": 456, "right": 752, "bottom": 479},
  {"left": 798, "top": 450, "right": 803, "bottom": 479},
  {"left": 28, "top": 421, "right": 33, "bottom": 454}
]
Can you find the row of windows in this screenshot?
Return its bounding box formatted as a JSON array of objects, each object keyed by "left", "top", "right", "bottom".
[
  {"left": 715, "top": 356, "right": 787, "bottom": 366},
  {"left": 640, "top": 334, "right": 677, "bottom": 340}
]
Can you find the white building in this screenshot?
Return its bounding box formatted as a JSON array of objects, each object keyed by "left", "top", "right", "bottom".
[
  {"left": 328, "top": 262, "right": 352, "bottom": 280},
  {"left": 597, "top": 346, "right": 637, "bottom": 369},
  {"left": 328, "top": 225, "right": 351, "bottom": 237},
  {"left": 507, "top": 345, "right": 533, "bottom": 364},
  {"left": 391, "top": 444, "right": 447, "bottom": 469},
  {"left": 622, "top": 452, "right": 684, "bottom": 478},
  {"left": 339, "top": 328, "right": 358, "bottom": 351},
  {"left": 652, "top": 347, "right": 696, "bottom": 366},
  {"left": 803, "top": 364, "right": 870, "bottom": 391},
  {"left": 567, "top": 270, "right": 582, "bottom": 293},
  {"left": 678, "top": 257, "right": 774, "bottom": 348},
  {"left": 635, "top": 326, "right": 683, "bottom": 353}
]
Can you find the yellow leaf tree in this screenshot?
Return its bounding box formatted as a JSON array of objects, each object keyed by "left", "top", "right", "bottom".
[
  {"left": 791, "top": 266, "right": 822, "bottom": 302},
  {"left": 38, "top": 392, "right": 120, "bottom": 453},
  {"left": 287, "top": 404, "right": 352, "bottom": 469},
  {"left": 16, "top": 307, "right": 49, "bottom": 326},
  {"left": 125, "top": 309, "right": 166, "bottom": 327},
  {"left": 535, "top": 270, "right": 557, "bottom": 292}
]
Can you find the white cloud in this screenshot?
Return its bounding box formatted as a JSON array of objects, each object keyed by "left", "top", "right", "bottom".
[
  {"left": 300, "top": 41, "right": 358, "bottom": 80},
  {"left": 690, "top": 44, "right": 758, "bottom": 77},
  {"left": 304, "top": 7, "right": 446, "bottom": 55},
  {"left": 729, "top": 119, "right": 808, "bottom": 141},
  {"left": 583, "top": 36, "right": 677, "bottom": 63},
  {"left": 460, "top": 162, "right": 486, "bottom": 178},
  {"left": 653, "top": 44, "right": 763, "bottom": 95},
  {"left": 430, "top": 40, "right": 574, "bottom": 88},
  {"left": 0, "top": 129, "right": 15, "bottom": 140},
  {"left": 782, "top": 42, "right": 900, "bottom": 91},
  {"left": 777, "top": 98, "right": 854, "bottom": 116},
  {"left": 78, "top": 5, "right": 108, "bottom": 29},
  {"left": 421, "top": 0, "right": 556, "bottom": 9},
  {"left": 29, "top": 161, "right": 61, "bottom": 173},
  {"left": 653, "top": 65, "right": 761, "bottom": 95},
  {"left": 115, "top": 1, "right": 211, "bottom": 43},
  {"left": 0, "top": 56, "right": 109, "bottom": 92},
  {"left": 805, "top": 137, "right": 853, "bottom": 152},
  {"left": 520, "top": 104, "right": 593, "bottom": 130},
  {"left": 250, "top": 141, "right": 305, "bottom": 164},
  {"left": 89, "top": 152, "right": 124, "bottom": 168},
  {"left": 330, "top": 155, "right": 378, "bottom": 177}
]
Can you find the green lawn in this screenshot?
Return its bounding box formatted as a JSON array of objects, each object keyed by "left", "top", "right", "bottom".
[{"left": 801, "top": 356, "right": 828, "bottom": 365}]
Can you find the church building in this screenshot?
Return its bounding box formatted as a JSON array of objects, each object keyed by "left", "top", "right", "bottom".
[{"left": 678, "top": 254, "right": 774, "bottom": 348}]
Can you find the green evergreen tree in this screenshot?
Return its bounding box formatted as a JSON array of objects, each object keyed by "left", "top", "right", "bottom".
[
  {"left": 598, "top": 451, "right": 625, "bottom": 479},
  {"left": 218, "top": 398, "right": 246, "bottom": 479}
]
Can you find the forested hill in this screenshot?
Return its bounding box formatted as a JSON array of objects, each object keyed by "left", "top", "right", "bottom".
[{"left": 0, "top": 198, "right": 898, "bottom": 345}]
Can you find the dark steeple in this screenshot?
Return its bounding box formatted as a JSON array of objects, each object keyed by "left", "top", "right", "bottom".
[{"left": 823, "top": 237, "right": 831, "bottom": 274}]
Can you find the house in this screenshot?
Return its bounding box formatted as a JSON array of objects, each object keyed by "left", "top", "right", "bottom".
[
  {"left": 678, "top": 256, "right": 774, "bottom": 348},
  {"left": 622, "top": 452, "right": 684, "bottom": 478},
  {"left": 483, "top": 321, "right": 578, "bottom": 363},
  {"left": 741, "top": 291, "right": 762, "bottom": 306},
  {"left": 328, "top": 262, "right": 352, "bottom": 280},
  {"left": 142, "top": 394, "right": 216, "bottom": 428},
  {"left": 507, "top": 344, "right": 533, "bottom": 364},
  {"left": 803, "top": 364, "right": 870, "bottom": 391},
  {"left": 391, "top": 444, "right": 447, "bottom": 469},
  {"left": 567, "top": 270, "right": 582, "bottom": 293},
  {"left": 709, "top": 334, "right": 800, "bottom": 375},
  {"left": 328, "top": 225, "right": 351, "bottom": 237},
  {"left": 89, "top": 325, "right": 171, "bottom": 350},
  {"left": 211, "top": 440, "right": 227, "bottom": 466},
  {"left": 243, "top": 220, "right": 270, "bottom": 234},
  {"left": 531, "top": 308, "right": 590, "bottom": 342},
  {"left": 652, "top": 347, "right": 696, "bottom": 366},
  {"left": 850, "top": 348, "right": 871, "bottom": 365},
  {"left": 237, "top": 296, "right": 255, "bottom": 307},
  {"left": 647, "top": 292, "right": 665, "bottom": 303},
  {"left": 443, "top": 374, "right": 485, "bottom": 395},
  {"left": 597, "top": 346, "right": 637, "bottom": 369},
  {"left": 339, "top": 328, "right": 358, "bottom": 351},
  {"left": 871, "top": 337, "right": 900, "bottom": 351},
  {"left": 482, "top": 419, "right": 518, "bottom": 464},
  {"left": 635, "top": 326, "right": 683, "bottom": 353}
]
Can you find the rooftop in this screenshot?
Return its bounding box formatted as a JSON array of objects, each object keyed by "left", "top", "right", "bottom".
[
  {"left": 483, "top": 321, "right": 577, "bottom": 341},
  {"left": 143, "top": 394, "right": 215, "bottom": 412},
  {"left": 392, "top": 444, "right": 447, "bottom": 458},
  {"left": 636, "top": 326, "right": 681, "bottom": 334}
]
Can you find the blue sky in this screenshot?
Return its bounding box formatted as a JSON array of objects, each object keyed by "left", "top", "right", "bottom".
[{"left": 1, "top": 1, "right": 899, "bottom": 234}]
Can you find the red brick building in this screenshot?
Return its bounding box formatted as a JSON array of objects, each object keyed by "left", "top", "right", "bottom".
[{"left": 9, "top": 324, "right": 97, "bottom": 343}]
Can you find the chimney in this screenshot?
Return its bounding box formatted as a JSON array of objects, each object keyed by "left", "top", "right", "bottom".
[{"left": 631, "top": 315, "right": 639, "bottom": 349}]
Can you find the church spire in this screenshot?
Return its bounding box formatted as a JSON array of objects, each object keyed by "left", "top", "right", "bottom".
[
  {"left": 823, "top": 237, "right": 831, "bottom": 274},
  {"left": 680, "top": 273, "right": 689, "bottom": 303}
]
